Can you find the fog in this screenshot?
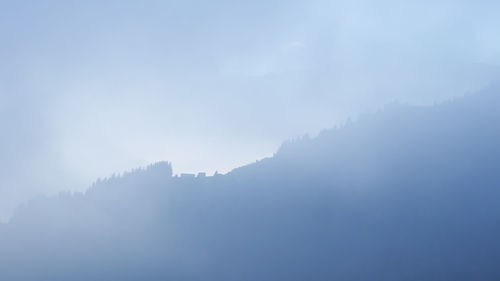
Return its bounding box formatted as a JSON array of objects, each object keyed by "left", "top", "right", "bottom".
[
  {"left": 1, "top": 1, "right": 500, "bottom": 220},
  {"left": 1, "top": 89, "right": 499, "bottom": 280}
]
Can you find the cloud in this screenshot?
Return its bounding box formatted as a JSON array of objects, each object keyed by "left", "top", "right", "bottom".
[
  {"left": 285, "top": 40, "right": 305, "bottom": 49},
  {"left": 0, "top": 0, "right": 499, "bottom": 221}
]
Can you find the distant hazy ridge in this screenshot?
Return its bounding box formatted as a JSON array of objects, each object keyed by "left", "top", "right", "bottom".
[{"left": 1, "top": 89, "right": 499, "bottom": 281}]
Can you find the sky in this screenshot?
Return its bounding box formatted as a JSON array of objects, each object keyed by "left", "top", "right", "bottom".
[{"left": 1, "top": 0, "right": 500, "bottom": 221}]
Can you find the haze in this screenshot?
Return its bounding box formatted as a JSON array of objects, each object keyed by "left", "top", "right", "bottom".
[{"left": 1, "top": 0, "right": 500, "bottom": 221}]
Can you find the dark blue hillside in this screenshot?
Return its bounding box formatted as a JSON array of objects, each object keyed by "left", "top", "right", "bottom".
[{"left": 1, "top": 89, "right": 500, "bottom": 281}]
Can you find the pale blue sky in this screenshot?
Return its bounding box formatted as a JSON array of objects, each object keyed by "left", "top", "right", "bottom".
[{"left": 1, "top": 0, "right": 500, "bottom": 220}]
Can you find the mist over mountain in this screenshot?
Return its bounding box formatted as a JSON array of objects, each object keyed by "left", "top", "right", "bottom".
[
  {"left": 1, "top": 88, "right": 500, "bottom": 280},
  {"left": 3, "top": 0, "right": 500, "bottom": 221}
]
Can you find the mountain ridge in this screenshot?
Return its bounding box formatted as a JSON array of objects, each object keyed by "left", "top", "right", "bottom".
[{"left": 1, "top": 88, "right": 500, "bottom": 280}]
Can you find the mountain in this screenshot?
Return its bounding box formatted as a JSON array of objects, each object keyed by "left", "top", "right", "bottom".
[{"left": 1, "top": 88, "right": 500, "bottom": 281}]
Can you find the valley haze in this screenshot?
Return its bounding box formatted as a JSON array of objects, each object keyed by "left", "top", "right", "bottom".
[
  {"left": 1, "top": 89, "right": 500, "bottom": 280},
  {"left": 2, "top": 0, "right": 500, "bottom": 220},
  {"left": 1, "top": 0, "right": 500, "bottom": 280}
]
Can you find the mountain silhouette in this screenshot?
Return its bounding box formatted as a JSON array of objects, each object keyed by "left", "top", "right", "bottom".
[{"left": 1, "top": 88, "right": 500, "bottom": 281}]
